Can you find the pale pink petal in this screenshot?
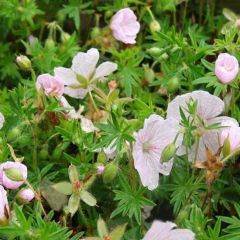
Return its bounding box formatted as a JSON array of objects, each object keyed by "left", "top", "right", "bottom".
[
  {"left": 167, "top": 229, "right": 195, "bottom": 240},
  {"left": 0, "top": 185, "right": 9, "bottom": 220},
  {"left": 167, "top": 90, "right": 224, "bottom": 121},
  {"left": 71, "top": 48, "right": 99, "bottom": 79},
  {"left": 54, "top": 67, "right": 78, "bottom": 85},
  {"left": 143, "top": 221, "right": 176, "bottom": 240},
  {"left": 64, "top": 87, "right": 89, "bottom": 99},
  {"left": 94, "top": 62, "right": 117, "bottom": 81}
]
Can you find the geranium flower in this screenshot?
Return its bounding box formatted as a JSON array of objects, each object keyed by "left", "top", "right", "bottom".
[
  {"left": 215, "top": 53, "right": 239, "bottom": 84},
  {"left": 143, "top": 220, "right": 195, "bottom": 240},
  {"left": 133, "top": 114, "right": 180, "bottom": 190},
  {"left": 110, "top": 8, "right": 140, "bottom": 44},
  {"left": 0, "top": 186, "right": 9, "bottom": 226},
  {"left": 167, "top": 90, "right": 238, "bottom": 162},
  {"left": 0, "top": 161, "right": 27, "bottom": 190},
  {"left": 0, "top": 112, "right": 5, "bottom": 129},
  {"left": 36, "top": 73, "right": 64, "bottom": 97},
  {"left": 54, "top": 48, "right": 117, "bottom": 99}
]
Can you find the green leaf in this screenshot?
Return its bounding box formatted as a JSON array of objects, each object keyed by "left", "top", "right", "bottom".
[
  {"left": 80, "top": 190, "right": 97, "bottom": 206},
  {"left": 52, "top": 181, "right": 73, "bottom": 195}
]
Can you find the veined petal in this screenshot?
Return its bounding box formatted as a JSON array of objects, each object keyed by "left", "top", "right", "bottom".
[
  {"left": 64, "top": 87, "right": 89, "bottom": 99},
  {"left": 168, "top": 229, "right": 195, "bottom": 240},
  {"left": 54, "top": 67, "right": 78, "bottom": 85},
  {"left": 71, "top": 48, "right": 99, "bottom": 79},
  {"left": 94, "top": 62, "right": 117, "bottom": 81},
  {"left": 143, "top": 221, "right": 176, "bottom": 240}
]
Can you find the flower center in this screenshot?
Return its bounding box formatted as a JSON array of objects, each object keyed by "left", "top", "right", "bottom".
[{"left": 142, "top": 142, "right": 155, "bottom": 152}]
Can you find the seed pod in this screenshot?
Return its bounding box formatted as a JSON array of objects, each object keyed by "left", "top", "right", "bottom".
[
  {"left": 103, "top": 162, "right": 118, "bottom": 183},
  {"left": 150, "top": 20, "right": 161, "bottom": 32},
  {"left": 167, "top": 77, "right": 180, "bottom": 93},
  {"left": 16, "top": 55, "right": 31, "bottom": 71},
  {"left": 161, "top": 143, "right": 176, "bottom": 162}
]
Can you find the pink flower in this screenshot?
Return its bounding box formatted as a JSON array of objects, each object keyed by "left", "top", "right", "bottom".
[
  {"left": 0, "top": 185, "right": 9, "bottom": 226},
  {"left": 17, "top": 188, "right": 35, "bottom": 204},
  {"left": 133, "top": 114, "right": 180, "bottom": 190},
  {"left": 143, "top": 220, "right": 195, "bottom": 240},
  {"left": 0, "top": 161, "right": 27, "bottom": 189},
  {"left": 215, "top": 53, "right": 239, "bottom": 84},
  {"left": 54, "top": 48, "right": 117, "bottom": 99},
  {"left": 36, "top": 73, "right": 64, "bottom": 97},
  {"left": 110, "top": 8, "right": 140, "bottom": 44},
  {"left": 220, "top": 120, "right": 240, "bottom": 152},
  {"left": 0, "top": 112, "right": 5, "bottom": 129},
  {"left": 167, "top": 90, "right": 238, "bottom": 162},
  {"left": 96, "top": 165, "right": 105, "bottom": 175}
]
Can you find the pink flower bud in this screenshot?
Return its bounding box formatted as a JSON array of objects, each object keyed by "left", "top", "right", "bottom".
[
  {"left": 215, "top": 53, "right": 239, "bottom": 84},
  {"left": 0, "top": 161, "right": 27, "bottom": 189},
  {"left": 110, "top": 8, "right": 140, "bottom": 44},
  {"left": 17, "top": 188, "right": 35, "bottom": 204},
  {"left": 36, "top": 74, "right": 64, "bottom": 97},
  {"left": 221, "top": 125, "right": 240, "bottom": 153},
  {"left": 0, "top": 186, "right": 9, "bottom": 226},
  {"left": 96, "top": 165, "right": 105, "bottom": 175}
]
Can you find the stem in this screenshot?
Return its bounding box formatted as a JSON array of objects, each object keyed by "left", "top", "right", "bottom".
[
  {"left": 199, "top": 0, "right": 203, "bottom": 24},
  {"left": 194, "top": 136, "right": 200, "bottom": 163},
  {"left": 182, "top": 1, "right": 188, "bottom": 28},
  {"left": 222, "top": 147, "right": 240, "bottom": 163},
  {"left": 89, "top": 91, "right": 99, "bottom": 113}
]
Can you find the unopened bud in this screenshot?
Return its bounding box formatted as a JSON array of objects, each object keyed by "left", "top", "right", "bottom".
[
  {"left": 159, "top": 53, "right": 169, "bottom": 60},
  {"left": 91, "top": 27, "right": 101, "bottom": 38},
  {"left": 45, "top": 38, "right": 55, "bottom": 48},
  {"left": 16, "top": 188, "right": 35, "bottom": 204},
  {"left": 143, "top": 64, "right": 155, "bottom": 83},
  {"left": 150, "top": 20, "right": 161, "bottom": 32},
  {"left": 161, "top": 143, "right": 176, "bottom": 162},
  {"left": 222, "top": 136, "right": 231, "bottom": 157},
  {"left": 103, "top": 162, "right": 118, "bottom": 183},
  {"left": 7, "top": 127, "right": 21, "bottom": 142},
  {"left": 167, "top": 77, "right": 180, "bottom": 93},
  {"left": 97, "top": 151, "right": 107, "bottom": 163},
  {"left": 147, "top": 47, "right": 163, "bottom": 57},
  {"left": 4, "top": 168, "right": 24, "bottom": 181},
  {"left": 16, "top": 55, "right": 31, "bottom": 71},
  {"left": 61, "top": 32, "right": 70, "bottom": 42}
]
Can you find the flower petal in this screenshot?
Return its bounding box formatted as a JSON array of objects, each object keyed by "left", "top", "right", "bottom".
[
  {"left": 71, "top": 48, "right": 99, "bottom": 79},
  {"left": 64, "top": 87, "right": 89, "bottom": 99},
  {"left": 94, "top": 62, "right": 117, "bottom": 81},
  {"left": 143, "top": 221, "right": 176, "bottom": 240},
  {"left": 168, "top": 229, "right": 195, "bottom": 240},
  {"left": 54, "top": 67, "right": 78, "bottom": 85}
]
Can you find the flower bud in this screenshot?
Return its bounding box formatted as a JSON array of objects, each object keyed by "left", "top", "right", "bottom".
[
  {"left": 16, "top": 188, "right": 35, "bottom": 204},
  {"left": 150, "top": 20, "right": 161, "bottom": 32},
  {"left": 0, "top": 186, "right": 9, "bottom": 226},
  {"left": 103, "top": 162, "right": 118, "bottom": 183},
  {"left": 45, "top": 38, "right": 55, "bottom": 48},
  {"left": 143, "top": 64, "right": 155, "bottom": 83},
  {"left": 0, "top": 161, "right": 27, "bottom": 189},
  {"left": 215, "top": 53, "right": 239, "bottom": 84},
  {"left": 16, "top": 55, "right": 32, "bottom": 71},
  {"left": 61, "top": 32, "right": 70, "bottom": 43},
  {"left": 161, "top": 143, "right": 176, "bottom": 162},
  {"left": 147, "top": 47, "right": 163, "bottom": 57},
  {"left": 39, "top": 145, "right": 48, "bottom": 161},
  {"left": 167, "top": 77, "right": 180, "bottom": 93},
  {"left": 97, "top": 151, "right": 107, "bottom": 163},
  {"left": 7, "top": 127, "right": 21, "bottom": 142},
  {"left": 91, "top": 27, "right": 101, "bottom": 38},
  {"left": 159, "top": 53, "right": 169, "bottom": 61},
  {"left": 222, "top": 136, "right": 231, "bottom": 157}
]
